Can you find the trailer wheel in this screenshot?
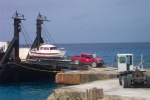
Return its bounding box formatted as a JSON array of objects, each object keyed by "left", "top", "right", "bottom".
[
  {"left": 91, "top": 62, "right": 97, "bottom": 68},
  {"left": 127, "top": 75, "right": 131, "bottom": 88},
  {"left": 122, "top": 76, "right": 128, "bottom": 88},
  {"left": 74, "top": 60, "right": 79, "bottom": 65},
  {"left": 119, "top": 75, "right": 122, "bottom": 85},
  {"left": 146, "top": 75, "right": 150, "bottom": 87}
]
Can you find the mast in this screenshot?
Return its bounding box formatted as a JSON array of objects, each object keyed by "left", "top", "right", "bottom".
[
  {"left": 0, "top": 11, "right": 25, "bottom": 64},
  {"left": 26, "top": 13, "right": 49, "bottom": 59},
  {"left": 13, "top": 12, "right": 25, "bottom": 59},
  {"left": 36, "top": 13, "right": 49, "bottom": 50}
]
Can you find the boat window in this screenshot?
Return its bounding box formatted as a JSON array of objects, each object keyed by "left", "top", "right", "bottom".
[
  {"left": 40, "top": 47, "right": 43, "bottom": 50},
  {"left": 50, "top": 47, "right": 56, "bottom": 50},
  {"left": 44, "top": 47, "right": 49, "bottom": 50}
]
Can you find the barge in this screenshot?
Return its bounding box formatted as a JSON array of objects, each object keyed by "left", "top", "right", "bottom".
[{"left": 0, "top": 12, "right": 86, "bottom": 82}]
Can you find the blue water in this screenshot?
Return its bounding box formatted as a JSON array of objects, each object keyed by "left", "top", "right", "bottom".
[
  {"left": 59, "top": 42, "right": 150, "bottom": 68},
  {"left": 1, "top": 42, "right": 150, "bottom": 100},
  {"left": 0, "top": 80, "right": 57, "bottom": 100}
]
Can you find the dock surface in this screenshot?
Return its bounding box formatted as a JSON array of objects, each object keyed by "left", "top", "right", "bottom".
[
  {"left": 48, "top": 67, "right": 150, "bottom": 100},
  {"left": 48, "top": 78, "right": 150, "bottom": 100},
  {"left": 56, "top": 66, "right": 118, "bottom": 86}
]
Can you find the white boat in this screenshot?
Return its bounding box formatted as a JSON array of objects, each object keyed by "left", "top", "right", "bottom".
[{"left": 28, "top": 43, "right": 66, "bottom": 59}]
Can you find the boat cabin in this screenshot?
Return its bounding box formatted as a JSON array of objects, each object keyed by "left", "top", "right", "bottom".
[
  {"left": 39, "top": 44, "right": 57, "bottom": 51},
  {"left": 40, "top": 46, "right": 56, "bottom": 50}
]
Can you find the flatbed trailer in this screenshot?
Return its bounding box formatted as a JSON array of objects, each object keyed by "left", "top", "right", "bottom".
[{"left": 25, "top": 58, "right": 88, "bottom": 70}]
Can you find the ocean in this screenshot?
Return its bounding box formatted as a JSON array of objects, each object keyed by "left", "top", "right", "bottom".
[
  {"left": 0, "top": 80, "right": 56, "bottom": 100},
  {"left": 60, "top": 42, "right": 150, "bottom": 68},
  {"left": 0, "top": 42, "right": 150, "bottom": 100}
]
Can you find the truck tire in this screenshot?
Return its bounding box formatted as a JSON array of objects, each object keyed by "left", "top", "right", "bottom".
[
  {"left": 119, "top": 75, "right": 122, "bottom": 85},
  {"left": 146, "top": 75, "right": 150, "bottom": 87},
  {"left": 127, "top": 75, "right": 131, "bottom": 88},
  {"left": 91, "top": 62, "right": 97, "bottom": 68},
  {"left": 74, "top": 60, "right": 79, "bottom": 65},
  {"left": 122, "top": 76, "right": 128, "bottom": 88}
]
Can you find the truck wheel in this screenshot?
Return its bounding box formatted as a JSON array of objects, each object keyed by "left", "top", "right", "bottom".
[
  {"left": 91, "top": 62, "right": 97, "bottom": 68},
  {"left": 146, "top": 75, "right": 150, "bottom": 87},
  {"left": 74, "top": 60, "right": 79, "bottom": 65},
  {"left": 122, "top": 76, "right": 128, "bottom": 88},
  {"left": 119, "top": 75, "right": 122, "bottom": 85},
  {"left": 127, "top": 75, "right": 131, "bottom": 88}
]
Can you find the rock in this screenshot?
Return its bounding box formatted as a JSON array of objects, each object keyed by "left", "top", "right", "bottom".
[{"left": 47, "top": 87, "right": 104, "bottom": 100}]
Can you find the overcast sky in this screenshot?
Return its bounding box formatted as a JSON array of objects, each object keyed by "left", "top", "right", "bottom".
[{"left": 0, "top": 0, "right": 150, "bottom": 44}]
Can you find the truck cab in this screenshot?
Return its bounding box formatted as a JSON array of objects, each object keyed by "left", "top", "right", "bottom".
[
  {"left": 117, "top": 54, "right": 134, "bottom": 73},
  {"left": 71, "top": 53, "right": 104, "bottom": 67},
  {"left": 117, "top": 53, "right": 150, "bottom": 88},
  {"left": 80, "top": 54, "right": 93, "bottom": 64}
]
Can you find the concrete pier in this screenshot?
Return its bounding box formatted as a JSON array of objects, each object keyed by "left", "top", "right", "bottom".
[
  {"left": 48, "top": 79, "right": 150, "bottom": 100},
  {"left": 48, "top": 67, "right": 150, "bottom": 100},
  {"left": 56, "top": 67, "right": 118, "bottom": 86}
]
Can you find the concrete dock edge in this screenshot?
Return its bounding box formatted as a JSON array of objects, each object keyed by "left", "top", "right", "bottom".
[{"left": 47, "top": 67, "right": 150, "bottom": 100}]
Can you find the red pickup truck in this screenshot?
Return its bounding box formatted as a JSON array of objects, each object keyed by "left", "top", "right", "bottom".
[{"left": 71, "top": 53, "right": 104, "bottom": 67}]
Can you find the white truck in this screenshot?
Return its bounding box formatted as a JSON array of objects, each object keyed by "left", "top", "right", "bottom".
[{"left": 117, "top": 54, "right": 150, "bottom": 88}]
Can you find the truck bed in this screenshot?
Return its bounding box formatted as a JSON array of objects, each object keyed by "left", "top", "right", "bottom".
[{"left": 71, "top": 56, "right": 80, "bottom": 61}]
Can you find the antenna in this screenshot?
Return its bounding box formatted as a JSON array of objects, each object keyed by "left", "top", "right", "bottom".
[
  {"left": 12, "top": 11, "right": 26, "bottom": 20},
  {"left": 37, "top": 12, "right": 50, "bottom": 22}
]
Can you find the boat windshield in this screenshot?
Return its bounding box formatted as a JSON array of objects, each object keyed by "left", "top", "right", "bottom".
[
  {"left": 40, "top": 47, "right": 50, "bottom": 50},
  {"left": 50, "top": 47, "right": 57, "bottom": 50}
]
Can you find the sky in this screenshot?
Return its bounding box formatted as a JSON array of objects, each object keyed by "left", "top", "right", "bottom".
[{"left": 0, "top": 0, "right": 150, "bottom": 44}]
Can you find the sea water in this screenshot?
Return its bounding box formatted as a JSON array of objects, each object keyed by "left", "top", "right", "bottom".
[
  {"left": 0, "top": 80, "right": 56, "bottom": 100},
  {"left": 0, "top": 42, "right": 150, "bottom": 100},
  {"left": 61, "top": 42, "right": 150, "bottom": 67}
]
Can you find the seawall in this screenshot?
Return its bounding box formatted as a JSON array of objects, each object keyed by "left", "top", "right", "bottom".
[{"left": 56, "top": 67, "right": 117, "bottom": 87}]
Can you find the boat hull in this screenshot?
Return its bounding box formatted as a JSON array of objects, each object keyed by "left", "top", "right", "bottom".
[
  {"left": 29, "top": 51, "right": 66, "bottom": 59},
  {"left": 0, "top": 62, "right": 60, "bottom": 82}
]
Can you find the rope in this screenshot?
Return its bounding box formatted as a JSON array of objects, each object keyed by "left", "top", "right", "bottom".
[
  {"left": 42, "top": 29, "right": 53, "bottom": 44},
  {"left": 42, "top": 23, "right": 57, "bottom": 45},
  {"left": 22, "top": 30, "right": 30, "bottom": 47},
  {"left": 13, "top": 62, "right": 62, "bottom": 73},
  {"left": 35, "top": 61, "right": 56, "bottom": 70},
  {"left": 21, "top": 23, "right": 33, "bottom": 43}
]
